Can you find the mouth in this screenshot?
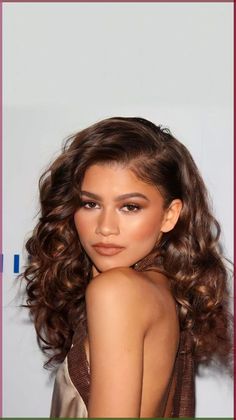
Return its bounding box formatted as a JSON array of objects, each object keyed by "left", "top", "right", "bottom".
[{"left": 92, "top": 243, "right": 125, "bottom": 256}]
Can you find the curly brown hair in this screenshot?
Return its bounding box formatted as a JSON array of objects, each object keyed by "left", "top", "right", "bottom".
[{"left": 21, "top": 116, "right": 232, "bottom": 370}]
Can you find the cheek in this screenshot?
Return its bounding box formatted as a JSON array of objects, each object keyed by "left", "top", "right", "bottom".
[
  {"left": 124, "top": 212, "right": 163, "bottom": 242},
  {"left": 74, "top": 212, "right": 90, "bottom": 239}
]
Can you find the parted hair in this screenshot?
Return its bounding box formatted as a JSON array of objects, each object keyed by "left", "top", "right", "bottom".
[{"left": 21, "top": 116, "right": 232, "bottom": 369}]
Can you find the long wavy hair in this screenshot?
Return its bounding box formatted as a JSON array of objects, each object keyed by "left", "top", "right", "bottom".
[{"left": 21, "top": 116, "right": 232, "bottom": 369}]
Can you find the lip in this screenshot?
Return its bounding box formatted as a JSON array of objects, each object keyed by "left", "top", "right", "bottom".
[
  {"left": 92, "top": 243, "right": 125, "bottom": 256},
  {"left": 93, "top": 243, "right": 124, "bottom": 248}
]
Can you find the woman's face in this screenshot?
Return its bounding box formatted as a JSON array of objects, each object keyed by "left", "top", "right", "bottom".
[{"left": 74, "top": 163, "right": 178, "bottom": 277}]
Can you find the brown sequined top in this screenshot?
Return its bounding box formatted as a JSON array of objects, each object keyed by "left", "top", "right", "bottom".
[{"left": 50, "top": 324, "right": 195, "bottom": 418}]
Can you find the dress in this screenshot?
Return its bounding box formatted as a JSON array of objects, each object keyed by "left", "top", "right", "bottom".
[{"left": 50, "top": 324, "right": 195, "bottom": 418}]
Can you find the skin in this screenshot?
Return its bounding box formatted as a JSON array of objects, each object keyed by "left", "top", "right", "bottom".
[
  {"left": 74, "top": 163, "right": 182, "bottom": 277},
  {"left": 73, "top": 163, "right": 182, "bottom": 417},
  {"left": 85, "top": 269, "right": 180, "bottom": 417}
]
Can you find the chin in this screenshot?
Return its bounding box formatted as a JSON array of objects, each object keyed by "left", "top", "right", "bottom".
[
  {"left": 93, "top": 262, "right": 127, "bottom": 273},
  {"left": 87, "top": 249, "right": 149, "bottom": 275},
  {"left": 91, "top": 257, "right": 134, "bottom": 274}
]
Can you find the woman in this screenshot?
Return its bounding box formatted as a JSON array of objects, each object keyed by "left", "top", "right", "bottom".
[{"left": 22, "top": 117, "right": 232, "bottom": 418}]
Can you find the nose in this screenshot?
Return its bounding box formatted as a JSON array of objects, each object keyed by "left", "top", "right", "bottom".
[{"left": 95, "top": 208, "right": 120, "bottom": 236}]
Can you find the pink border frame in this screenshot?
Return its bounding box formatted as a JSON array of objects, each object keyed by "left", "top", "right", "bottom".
[
  {"left": 234, "top": 2, "right": 235, "bottom": 420},
  {"left": 0, "top": 1, "right": 2, "bottom": 417},
  {"left": 2, "top": 0, "right": 234, "bottom": 3},
  {"left": 1, "top": 1, "right": 234, "bottom": 419}
]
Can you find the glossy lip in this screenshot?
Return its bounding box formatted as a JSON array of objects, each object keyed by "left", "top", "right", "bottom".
[
  {"left": 92, "top": 243, "right": 125, "bottom": 256},
  {"left": 93, "top": 242, "right": 124, "bottom": 248}
]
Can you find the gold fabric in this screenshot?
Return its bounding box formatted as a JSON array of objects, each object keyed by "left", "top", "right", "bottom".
[{"left": 50, "top": 356, "right": 88, "bottom": 418}]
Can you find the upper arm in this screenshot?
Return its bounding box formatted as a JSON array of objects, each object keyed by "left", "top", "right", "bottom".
[{"left": 85, "top": 268, "right": 147, "bottom": 418}]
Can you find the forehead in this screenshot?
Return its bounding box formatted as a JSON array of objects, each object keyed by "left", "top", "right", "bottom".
[{"left": 81, "top": 163, "right": 163, "bottom": 200}]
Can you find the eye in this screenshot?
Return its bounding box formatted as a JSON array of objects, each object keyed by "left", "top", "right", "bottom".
[
  {"left": 121, "top": 203, "right": 141, "bottom": 213},
  {"left": 80, "top": 201, "right": 100, "bottom": 209}
]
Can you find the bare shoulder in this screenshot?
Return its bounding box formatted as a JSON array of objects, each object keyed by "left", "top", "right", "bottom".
[
  {"left": 86, "top": 267, "right": 144, "bottom": 295},
  {"left": 85, "top": 267, "right": 146, "bottom": 313},
  {"left": 85, "top": 267, "right": 176, "bottom": 331},
  {"left": 86, "top": 267, "right": 158, "bottom": 305}
]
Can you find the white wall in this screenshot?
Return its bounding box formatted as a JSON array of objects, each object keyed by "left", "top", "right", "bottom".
[{"left": 3, "top": 3, "right": 233, "bottom": 417}]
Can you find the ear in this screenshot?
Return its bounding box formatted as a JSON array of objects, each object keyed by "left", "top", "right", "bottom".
[{"left": 160, "top": 199, "right": 182, "bottom": 233}]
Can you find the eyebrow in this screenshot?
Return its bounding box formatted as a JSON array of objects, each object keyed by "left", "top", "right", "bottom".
[{"left": 80, "top": 190, "right": 150, "bottom": 202}]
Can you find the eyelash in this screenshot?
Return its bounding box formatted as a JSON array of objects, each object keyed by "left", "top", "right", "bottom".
[{"left": 80, "top": 201, "right": 142, "bottom": 213}]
